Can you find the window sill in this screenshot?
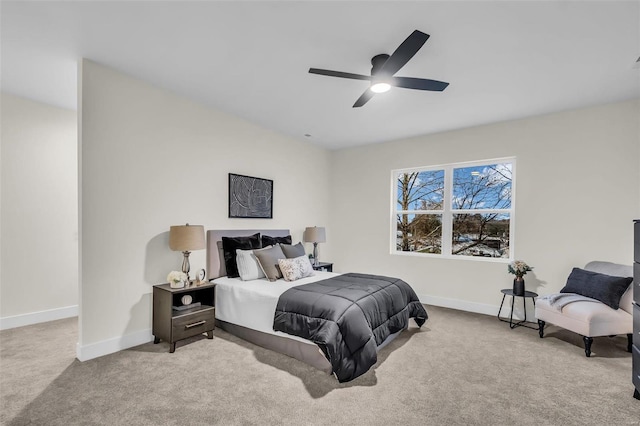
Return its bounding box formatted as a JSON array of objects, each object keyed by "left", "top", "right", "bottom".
[{"left": 390, "top": 250, "right": 512, "bottom": 263}]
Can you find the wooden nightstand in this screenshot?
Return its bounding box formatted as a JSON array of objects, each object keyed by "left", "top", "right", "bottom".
[
  {"left": 312, "top": 262, "right": 333, "bottom": 272},
  {"left": 152, "top": 282, "right": 215, "bottom": 353}
]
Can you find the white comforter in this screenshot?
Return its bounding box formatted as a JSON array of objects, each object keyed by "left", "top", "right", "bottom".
[{"left": 213, "top": 271, "right": 339, "bottom": 343}]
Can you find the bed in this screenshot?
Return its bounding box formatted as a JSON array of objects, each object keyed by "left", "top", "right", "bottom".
[{"left": 207, "top": 229, "right": 428, "bottom": 382}]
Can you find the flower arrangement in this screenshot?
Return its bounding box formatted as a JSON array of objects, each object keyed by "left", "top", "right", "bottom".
[
  {"left": 508, "top": 260, "right": 533, "bottom": 278},
  {"left": 167, "top": 270, "right": 187, "bottom": 288}
]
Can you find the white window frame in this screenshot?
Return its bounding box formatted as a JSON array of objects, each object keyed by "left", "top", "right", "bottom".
[{"left": 390, "top": 157, "right": 516, "bottom": 262}]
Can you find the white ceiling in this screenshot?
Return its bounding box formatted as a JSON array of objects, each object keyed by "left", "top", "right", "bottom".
[{"left": 2, "top": 1, "right": 639, "bottom": 149}]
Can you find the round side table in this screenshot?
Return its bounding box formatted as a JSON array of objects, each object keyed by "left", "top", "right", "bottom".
[{"left": 497, "top": 289, "right": 539, "bottom": 330}]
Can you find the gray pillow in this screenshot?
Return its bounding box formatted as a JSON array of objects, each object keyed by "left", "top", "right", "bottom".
[
  {"left": 281, "top": 242, "right": 305, "bottom": 259},
  {"left": 560, "top": 267, "right": 633, "bottom": 310},
  {"left": 254, "top": 244, "right": 287, "bottom": 281}
]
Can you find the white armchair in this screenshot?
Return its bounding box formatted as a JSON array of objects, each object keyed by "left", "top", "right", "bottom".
[{"left": 535, "top": 261, "right": 634, "bottom": 357}]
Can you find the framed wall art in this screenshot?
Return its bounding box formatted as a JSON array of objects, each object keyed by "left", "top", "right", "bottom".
[{"left": 228, "top": 173, "right": 273, "bottom": 219}]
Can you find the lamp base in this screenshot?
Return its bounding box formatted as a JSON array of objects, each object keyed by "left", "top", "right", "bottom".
[
  {"left": 313, "top": 243, "right": 319, "bottom": 266},
  {"left": 182, "top": 250, "right": 191, "bottom": 283}
]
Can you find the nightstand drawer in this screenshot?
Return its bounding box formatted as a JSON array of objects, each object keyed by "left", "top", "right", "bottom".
[{"left": 172, "top": 307, "right": 215, "bottom": 341}]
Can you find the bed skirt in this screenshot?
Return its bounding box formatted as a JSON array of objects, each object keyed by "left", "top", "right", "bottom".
[{"left": 215, "top": 319, "right": 404, "bottom": 376}]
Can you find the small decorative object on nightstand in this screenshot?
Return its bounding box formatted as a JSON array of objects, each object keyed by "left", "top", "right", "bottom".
[
  {"left": 153, "top": 282, "right": 215, "bottom": 353},
  {"left": 312, "top": 262, "right": 333, "bottom": 272},
  {"left": 194, "top": 268, "right": 207, "bottom": 286},
  {"left": 167, "top": 270, "right": 187, "bottom": 289}
]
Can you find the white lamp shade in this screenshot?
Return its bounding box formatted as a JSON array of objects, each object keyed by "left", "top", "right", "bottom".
[
  {"left": 303, "top": 226, "right": 326, "bottom": 243},
  {"left": 169, "top": 224, "right": 205, "bottom": 251}
]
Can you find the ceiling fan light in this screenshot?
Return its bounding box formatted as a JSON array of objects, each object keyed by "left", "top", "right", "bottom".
[{"left": 370, "top": 82, "right": 391, "bottom": 93}]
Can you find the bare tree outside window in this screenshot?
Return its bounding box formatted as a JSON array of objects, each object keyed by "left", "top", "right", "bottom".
[
  {"left": 396, "top": 170, "right": 443, "bottom": 253},
  {"left": 451, "top": 164, "right": 512, "bottom": 258},
  {"left": 394, "top": 160, "right": 514, "bottom": 259}
]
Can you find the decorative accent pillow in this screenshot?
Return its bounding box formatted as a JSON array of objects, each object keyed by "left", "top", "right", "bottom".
[
  {"left": 280, "top": 242, "right": 305, "bottom": 259},
  {"left": 278, "top": 255, "right": 315, "bottom": 282},
  {"left": 222, "top": 233, "right": 261, "bottom": 278},
  {"left": 254, "top": 244, "right": 287, "bottom": 281},
  {"left": 560, "top": 267, "right": 633, "bottom": 310},
  {"left": 261, "top": 234, "right": 292, "bottom": 247},
  {"left": 236, "top": 247, "right": 269, "bottom": 281}
]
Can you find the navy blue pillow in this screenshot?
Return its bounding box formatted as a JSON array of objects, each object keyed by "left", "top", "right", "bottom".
[
  {"left": 222, "top": 233, "right": 261, "bottom": 278},
  {"left": 560, "top": 268, "right": 632, "bottom": 310}
]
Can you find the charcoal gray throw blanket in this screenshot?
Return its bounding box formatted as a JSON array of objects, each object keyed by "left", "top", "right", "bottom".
[{"left": 273, "top": 273, "right": 428, "bottom": 382}]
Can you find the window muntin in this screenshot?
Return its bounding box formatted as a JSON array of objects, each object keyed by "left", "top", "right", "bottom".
[{"left": 393, "top": 159, "right": 514, "bottom": 260}]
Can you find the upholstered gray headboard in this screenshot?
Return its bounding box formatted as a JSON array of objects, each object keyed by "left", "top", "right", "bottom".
[{"left": 206, "top": 229, "right": 290, "bottom": 279}]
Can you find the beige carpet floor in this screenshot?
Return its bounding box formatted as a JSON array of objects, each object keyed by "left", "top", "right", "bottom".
[{"left": 1, "top": 305, "right": 638, "bottom": 425}]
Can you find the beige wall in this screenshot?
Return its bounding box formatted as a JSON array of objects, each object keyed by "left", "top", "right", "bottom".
[
  {"left": 59, "top": 57, "right": 640, "bottom": 357},
  {"left": 78, "top": 60, "right": 331, "bottom": 358},
  {"left": 329, "top": 99, "right": 640, "bottom": 314},
  {"left": 1, "top": 93, "right": 78, "bottom": 327}
]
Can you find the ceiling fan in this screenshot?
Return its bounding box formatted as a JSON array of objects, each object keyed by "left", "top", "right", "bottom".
[{"left": 309, "top": 30, "right": 449, "bottom": 108}]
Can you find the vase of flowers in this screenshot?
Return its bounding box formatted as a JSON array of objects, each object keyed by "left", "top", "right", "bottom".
[
  {"left": 167, "top": 271, "right": 187, "bottom": 289},
  {"left": 508, "top": 260, "right": 533, "bottom": 296}
]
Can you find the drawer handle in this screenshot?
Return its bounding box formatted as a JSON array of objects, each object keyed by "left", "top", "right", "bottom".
[{"left": 185, "top": 320, "right": 206, "bottom": 329}]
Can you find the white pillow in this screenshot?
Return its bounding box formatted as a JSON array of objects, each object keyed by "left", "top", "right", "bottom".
[
  {"left": 278, "top": 255, "right": 315, "bottom": 282},
  {"left": 236, "top": 247, "right": 268, "bottom": 281}
]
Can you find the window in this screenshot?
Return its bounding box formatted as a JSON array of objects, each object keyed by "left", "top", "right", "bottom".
[{"left": 393, "top": 158, "right": 514, "bottom": 260}]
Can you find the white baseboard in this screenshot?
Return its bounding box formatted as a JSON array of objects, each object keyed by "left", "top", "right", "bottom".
[
  {"left": 76, "top": 328, "right": 153, "bottom": 361},
  {"left": 419, "top": 293, "right": 535, "bottom": 322},
  {"left": 0, "top": 305, "right": 78, "bottom": 330}
]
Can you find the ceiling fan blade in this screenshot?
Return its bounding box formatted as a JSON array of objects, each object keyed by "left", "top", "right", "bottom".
[
  {"left": 309, "top": 68, "right": 371, "bottom": 81},
  {"left": 379, "top": 30, "right": 430, "bottom": 76},
  {"left": 392, "top": 76, "right": 449, "bottom": 91},
  {"left": 353, "top": 89, "right": 375, "bottom": 108}
]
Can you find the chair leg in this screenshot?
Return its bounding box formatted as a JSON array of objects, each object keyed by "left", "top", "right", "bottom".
[
  {"left": 583, "top": 336, "right": 593, "bottom": 357},
  {"left": 538, "top": 320, "right": 545, "bottom": 338},
  {"left": 634, "top": 388, "right": 640, "bottom": 400},
  {"left": 627, "top": 334, "right": 633, "bottom": 353}
]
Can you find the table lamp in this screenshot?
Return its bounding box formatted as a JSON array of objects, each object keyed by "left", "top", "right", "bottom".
[
  {"left": 169, "top": 223, "right": 205, "bottom": 283},
  {"left": 303, "top": 226, "right": 326, "bottom": 266}
]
